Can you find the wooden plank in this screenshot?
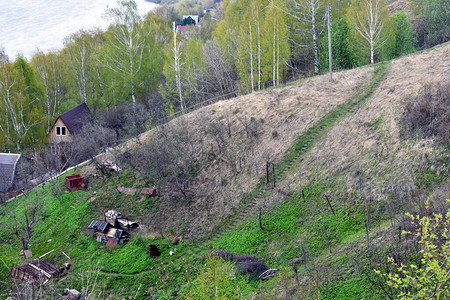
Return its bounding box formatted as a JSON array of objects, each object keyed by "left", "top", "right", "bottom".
[{"left": 29, "top": 263, "right": 52, "bottom": 279}]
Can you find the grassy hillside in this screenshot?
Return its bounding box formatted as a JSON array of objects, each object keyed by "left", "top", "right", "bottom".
[{"left": 0, "top": 43, "right": 448, "bottom": 299}]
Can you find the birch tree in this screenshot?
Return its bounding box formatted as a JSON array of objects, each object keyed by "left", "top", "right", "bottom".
[
  {"left": 172, "top": 22, "right": 185, "bottom": 112},
  {"left": 0, "top": 60, "right": 42, "bottom": 151},
  {"left": 31, "top": 50, "right": 64, "bottom": 133},
  {"left": 264, "top": 0, "right": 290, "bottom": 86},
  {"left": 236, "top": 0, "right": 265, "bottom": 91},
  {"left": 347, "top": 0, "right": 389, "bottom": 64},
  {"left": 64, "top": 29, "right": 104, "bottom": 104},
  {"left": 285, "top": 0, "right": 327, "bottom": 75},
  {"left": 101, "top": 0, "right": 148, "bottom": 111}
]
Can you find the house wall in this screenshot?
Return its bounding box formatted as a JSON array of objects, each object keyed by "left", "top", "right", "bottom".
[{"left": 47, "top": 118, "right": 73, "bottom": 144}]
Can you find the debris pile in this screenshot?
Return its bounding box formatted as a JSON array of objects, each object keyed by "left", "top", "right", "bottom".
[
  {"left": 116, "top": 186, "right": 157, "bottom": 196},
  {"left": 10, "top": 259, "right": 70, "bottom": 284},
  {"left": 105, "top": 210, "right": 138, "bottom": 229},
  {"left": 102, "top": 161, "right": 121, "bottom": 174},
  {"left": 87, "top": 210, "right": 138, "bottom": 246}
]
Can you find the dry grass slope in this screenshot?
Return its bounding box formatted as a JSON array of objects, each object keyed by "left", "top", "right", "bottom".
[{"left": 92, "top": 43, "right": 449, "bottom": 239}]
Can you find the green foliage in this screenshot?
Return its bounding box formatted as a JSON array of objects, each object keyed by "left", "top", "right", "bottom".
[
  {"left": 180, "top": 255, "right": 253, "bottom": 299},
  {"left": 319, "top": 17, "right": 356, "bottom": 71},
  {"left": 422, "top": 0, "right": 450, "bottom": 47},
  {"left": 384, "top": 11, "right": 416, "bottom": 59},
  {"left": 346, "top": 0, "right": 390, "bottom": 64},
  {"left": 0, "top": 58, "right": 44, "bottom": 151},
  {"left": 322, "top": 277, "right": 383, "bottom": 299},
  {"left": 377, "top": 202, "right": 450, "bottom": 299}
]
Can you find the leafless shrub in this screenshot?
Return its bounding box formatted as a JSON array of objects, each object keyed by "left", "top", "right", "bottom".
[
  {"left": 215, "top": 250, "right": 269, "bottom": 278},
  {"left": 100, "top": 102, "right": 151, "bottom": 140},
  {"left": 216, "top": 249, "right": 236, "bottom": 261},
  {"left": 400, "top": 83, "right": 449, "bottom": 143},
  {"left": 131, "top": 118, "right": 199, "bottom": 201}
]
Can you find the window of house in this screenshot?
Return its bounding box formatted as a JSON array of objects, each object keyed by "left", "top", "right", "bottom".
[{"left": 56, "top": 126, "right": 66, "bottom": 136}]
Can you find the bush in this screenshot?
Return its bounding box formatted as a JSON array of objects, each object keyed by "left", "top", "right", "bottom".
[
  {"left": 401, "top": 83, "right": 449, "bottom": 143},
  {"left": 216, "top": 250, "right": 269, "bottom": 278},
  {"left": 376, "top": 200, "right": 450, "bottom": 299}
]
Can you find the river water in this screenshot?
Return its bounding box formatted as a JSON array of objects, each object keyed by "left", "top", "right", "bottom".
[{"left": 0, "top": 0, "right": 159, "bottom": 59}]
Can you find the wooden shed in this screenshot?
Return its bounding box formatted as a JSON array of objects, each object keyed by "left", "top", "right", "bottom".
[{"left": 0, "top": 153, "right": 21, "bottom": 193}]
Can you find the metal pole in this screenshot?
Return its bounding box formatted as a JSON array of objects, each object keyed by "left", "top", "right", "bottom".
[{"left": 327, "top": 2, "right": 332, "bottom": 81}]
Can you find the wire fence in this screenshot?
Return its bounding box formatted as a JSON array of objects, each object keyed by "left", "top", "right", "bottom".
[
  {"left": 5, "top": 77, "right": 300, "bottom": 203},
  {"left": 154, "top": 78, "right": 291, "bottom": 126}
]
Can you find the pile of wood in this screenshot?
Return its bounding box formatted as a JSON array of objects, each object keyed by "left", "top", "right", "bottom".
[
  {"left": 116, "top": 186, "right": 157, "bottom": 196},
  {"left": 10, "top": 259, "right": 70, "bottom": 284}
]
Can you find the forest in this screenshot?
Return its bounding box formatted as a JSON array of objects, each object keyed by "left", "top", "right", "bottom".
[{"left": 0, "top": 0, "right": 448, "bottom": 154}]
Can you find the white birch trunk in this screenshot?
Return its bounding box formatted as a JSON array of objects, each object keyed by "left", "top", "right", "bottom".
[{"left": 249, "top": 20, "right": 254, "bottom": 93}]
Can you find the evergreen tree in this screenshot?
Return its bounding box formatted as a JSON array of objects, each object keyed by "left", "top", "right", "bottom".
[
  {"left": 319, "top": 17, "right": 355, "bottom": 71},
  {"left": 385, "top": 10, "right": 416, "bottom": 59}
]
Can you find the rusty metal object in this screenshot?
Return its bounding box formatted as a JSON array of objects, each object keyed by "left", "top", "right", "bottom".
[
  {"left": 148, "top": 244, "right": 161, "bottom": 257},
  {"left": 106, "top": 239, "right": 119, "bottom": 249},
  {"left": 65, "top": 174, "right": 86, "bottom": 192}
]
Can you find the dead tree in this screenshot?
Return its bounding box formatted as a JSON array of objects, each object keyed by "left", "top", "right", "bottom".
[{"left": 12, "top": 205, "right": 40, "bottom": 252}]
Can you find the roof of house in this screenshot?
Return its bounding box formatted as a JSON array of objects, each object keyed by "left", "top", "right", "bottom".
[
  {"left": 88, "top": 220, "right": 109, "bottom": 233},
  {"left": 0, "top": 153, "right": 21, "bottom": 192},
  {"left": 58, "top": 102, "right": 92, "bottom": 134},
  {"left": 182, "top": 15, "right": 199, "bottom": 24}
]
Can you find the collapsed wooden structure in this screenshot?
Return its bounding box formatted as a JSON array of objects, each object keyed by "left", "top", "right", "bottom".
[
  {"left": 87, "top": 220, "right": 130, "bottom": 243},
  {"left": 105, "top": 210, "right": 138, "bottom": 230},
  {"left": 10, "top": 259, "right": 70, "bottom": 284},
  {"left": 87, "top": 210, "right": 137, "bottom": 244}
]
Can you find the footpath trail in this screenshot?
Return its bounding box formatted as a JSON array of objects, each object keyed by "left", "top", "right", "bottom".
[
  {"left": 99, "top": 62, "right": 391, "bottom": 277},
  {"left": 209, "top": 61, "right": 391, "bottom": 238}
]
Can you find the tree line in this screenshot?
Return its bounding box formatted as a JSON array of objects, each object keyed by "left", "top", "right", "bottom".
[{"left": 0, "top": 0, "right": 448, "bottom": 153}]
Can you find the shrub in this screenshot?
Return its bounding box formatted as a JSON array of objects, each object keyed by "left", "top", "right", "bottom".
[
  {"left": 376, "top": 200, "right": 450, "bottom": 299},
  {"left": 400, "top": 83, "right": 449, "bottom": 143},
  {"left": 216, "top": 250, "right": 269, "bottom": 278}
]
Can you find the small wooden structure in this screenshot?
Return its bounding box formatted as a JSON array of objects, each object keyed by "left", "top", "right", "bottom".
[
  {"left": 10, "top": 259, "right": 70, "bottom": 284},
  {"left": 88, "top": 219, "right": 130, "bottom": 243},
  {"left": 65, "top": 174, "right": 86, "bottom": 192},
  {"left": 105, "top": 210, "right": 138, "bottom": 230}
]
